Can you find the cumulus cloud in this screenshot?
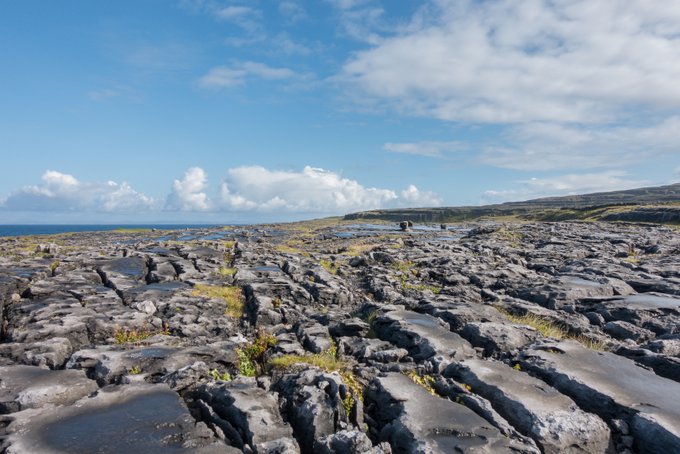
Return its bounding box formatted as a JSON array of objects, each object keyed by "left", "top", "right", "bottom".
[
  {"left": 0, "top": 171, "right": 154, "bottom": 212},
  {"left": 384, "top": 141, "right": 466, "bottom": 158},
  {"left": 165, "top": 167, "right": 210, "bottom": 211},
  {"left": 2, "top": 166, "right": 441, "bottom": 216},
  {"left": 198, "top": 61, "right": 296, "bottom": 89},
  {"left": 341, "top": 0, "right": 680, "bottom": 124},
  {"left": 400, "top": 184, "right": 441, "bottom": 206},
  {"left": 482, "top": 171, "right": 649, "bottom": 204},
  {"left": 218, "top": 165, "right": 440, "bottom": 212}
]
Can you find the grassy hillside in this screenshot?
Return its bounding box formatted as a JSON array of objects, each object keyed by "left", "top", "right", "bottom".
[{"left": 344, "top": 183, "right": 680, "bottom": 224}]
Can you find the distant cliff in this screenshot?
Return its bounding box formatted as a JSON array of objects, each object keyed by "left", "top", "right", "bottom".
[{"left": 344, "top": 183, "right": 680, "bottom": 223}]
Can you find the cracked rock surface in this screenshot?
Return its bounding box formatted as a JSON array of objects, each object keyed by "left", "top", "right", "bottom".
[{"left": 1, "top": 220, "right": 680, "bottom": 453}]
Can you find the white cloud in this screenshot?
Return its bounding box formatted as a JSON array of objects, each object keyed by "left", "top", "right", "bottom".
[
  {"left": 0, "top": 171, "right": 154, "bottom": 212},
  {"left": 482, "top": 171, "right": 649, "bottom": 204},
  {"left": 197, "top": 66, "right": 245, "bottom": 88},
  {"left": 274, "top": 33, "right": 312, "bottom": 56},
  {"left": 198, "top": 61, "right": 296, "bottom": 89},
  {"left": 483, "top": 117, "right": 680, "bottom": 170},
  {"left": 341, "top": 0, "right": 680, "bottom": 124},
  {"left": 240, "top": 61, "right": 295, "bottom": 79},
  {"left": 384, "top": 141, "right": 465, "bottom": 158},
  {"left": 1, "top": 166, "right": 441, "bottom": 215},
  {"left": 214, "top": 6, "right": 255, "bottom": 20},
  {"left": 218, "top": 165, "right": 440, "bottom": 212},
  {"left": 325, "top": 0, "right": 385, "bottom": 43},
  {"left": 279, "top": 1, "right": 307, "bottom": 22},
  {"left": 329, "top": 0, "right": 370, "bottom": 10},
  {"left": 165, "top": 167, "right": 210, "bottom": 211},
  {"left": 400, "top": 184, "right": 441, "bottom": 206}
]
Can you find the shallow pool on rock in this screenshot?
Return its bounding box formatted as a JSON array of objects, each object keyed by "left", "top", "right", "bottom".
[{"left": 6, "top": 385, "right": 205, "bottom": 454}]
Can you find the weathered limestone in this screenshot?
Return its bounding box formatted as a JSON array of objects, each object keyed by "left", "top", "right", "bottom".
[
  {"left": 373, "top": 310, "right": 474, "bottom": 372},
  {"left": 366, "top": 373, "right": 539, "bottom": 453},
  {"left": 519, "top": 340, "right": 680, "bottom": 454},
  {"left": 4, "top": 384, "right": 227, "bottom": 453},
  {"left": 445, "top": 359, "right": 611, "bottom": 453},
  {"left": 1, "top": 220, "right": 680, "bottom": 453}
]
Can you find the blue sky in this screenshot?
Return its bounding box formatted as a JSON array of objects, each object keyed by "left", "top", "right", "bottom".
[{"left": 1, "top": 0, "right": 679, "bottom": 223}]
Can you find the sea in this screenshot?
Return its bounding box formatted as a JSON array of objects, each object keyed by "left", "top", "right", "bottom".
[{"left": 0, "top": 225, "right": 223, "bottom": 237}]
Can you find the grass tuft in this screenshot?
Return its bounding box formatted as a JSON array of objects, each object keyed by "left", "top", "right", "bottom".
[
  {"left": 268, "top": 341, "right": 364, "bottom": 413},
  {"left": 192, "top": 284, "right": 244, "bottom": 318},
  {"left": 237, "top": 330, "right": 278, "bottom": 377},
  {"left": 320, "top": 259, "right": 340, "bottom": 275},
  {"left": 209, "top": 368, "right": 232, "bottom": 381},
  {"left": 113, "top": 323, "right": 168, "bottom": 345},
  {"left": 500, "top": 309, "right": 607, "bottom": 351},
  {"left": 504, "top": 312, "right": 568, "bottom": 339},
  {"left": 217, "top": 266, "right": 237, "bottom": 277},
  {"left": 405, "top": 371, "right": 437, "bottom": 396}
]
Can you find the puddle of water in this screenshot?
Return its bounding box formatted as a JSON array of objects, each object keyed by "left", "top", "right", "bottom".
[
  {"left": 412, "top": 225, "right": 444, "bottom": 231},
  {"left": 433, "top": 235, "right": 464, "bottom": 242},
  {"left": 252, "top": 266, "right": 282, "bottom": 272},
  {"left": 561, "top": 276, "right": 603, "bottom": 288},
  {"left": 201, "top": 233, "right": 228, "bottom": 241},
  {"left": 128, "top": 347, "right": 174, "bottom": 359},
  {"left": 8, "top": 268, "right": 40, "bottom": 279},
  {"left": 103, "top": 257, "right": 146, "bottom": 279},
  {"left": 145, "top": 282, "right": 187, "bottom": 291},
  {"left": 39, "top": 390, "right": 191, "bottom": 453},
  {"left": 402, "top": 312, "right": 440, "bottom": 329},
  {"left": 623, "top": 294, "right": 680, "bottom": 310},
  {"left": 141, "top": 247, "right": 173, "bottom": 255},
  {"left": 334, "top": 231, "right": 376, "bottom": 239},
  {"left": 346, "top": 223, "right": 396, "bottom": 231}
]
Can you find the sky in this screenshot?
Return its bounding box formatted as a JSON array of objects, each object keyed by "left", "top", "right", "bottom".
[{"left": 1, "top": 0, "right": 679, "bottom": 224}]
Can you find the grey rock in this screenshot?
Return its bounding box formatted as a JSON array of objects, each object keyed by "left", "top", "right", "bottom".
[
  {"left": 0, "top": 365, "right": 98, "bottom": 414},
  {"left": 4, "top": 384, "right": 225, "bottom": 453},
  {"left": 445, "top": 359, "right": 611, "bottom": 453},
  {"left": 317, "top": 430, "right": 390, "bottom": 454},
  {"left": 519, "top": 340, "right": 680, "bottom": 454},
  {"left": 373, "top": 310, "right": 474, "bottom": 371},
  {"left": 366, "top": 373, "right": 538, "bottom": 453},
  {"left": 273, "top": 369, "right": 356, "bottom": 453},
  {"left": 192, "top": 378, "right": 299, "bottom": 453},
  {"left": 604, "top": 320, "right": 655, "bottom": 342},
  {"left": 460, "top": 322, "right": 539, "bottom": 357}
]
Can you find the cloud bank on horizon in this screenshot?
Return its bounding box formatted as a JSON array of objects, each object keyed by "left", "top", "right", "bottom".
[{"left": 0, "top": 167, "right": 440, "bottom": 216}]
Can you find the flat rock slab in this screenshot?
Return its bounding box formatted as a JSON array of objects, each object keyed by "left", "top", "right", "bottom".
[
  {"left": 420, "top": 301, "right": 505, "bottom": 331},
  {"left": 4, "top": 384, "right": 227, "bottom": 453},
  {"left": 446, "top": 359, "right": 610, "bottom": 454},
  {"left": 0, "top": 365, "right": 98, "bottom": 414},
  {"left": 373, "top": 310, "right": 474, "bottom": 369},
  {"left": 368, "top": 373, "right": 537, "bottom": 453},
  {"left": 621, "top": 293, "right": 680, "bottom": 310},
  {"left": 519, "top": 340, "right": 680, "bottom": 454}
]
